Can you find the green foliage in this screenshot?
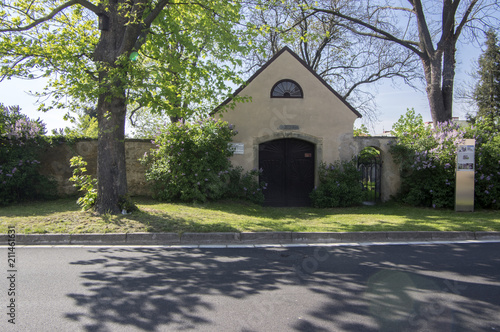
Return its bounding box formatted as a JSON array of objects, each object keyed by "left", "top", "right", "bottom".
[
  {"left": 473, "top": 29, "right": 500, "bottom": 127},
  {"left": 118, "top": 194, "right": 138, "bottom": 214},
  {"left": 353, "top": 124, "right": 370, "bottom": 137},
  {"left": 225, "top": 167, "right": 265, "bottom": 205},
  {"left": 127, "top": 108, "right": 171, "bottom": 138},
  {"left": 0, "top": 104, "right": 56, "bottom": 205},
  {"left": 390, "top": 114, "right": 466, "bottom": 208},
  {"left": 470, "top": 118, "right": 500, "bottom": 209},
  {"left": 391, "top": 109, "right": 430, "bottom": 141},
  {"left": 69, "top": 156, "right": 97, "bottom": 211},
  {"left": 390, "top": 109, "right": 500, "bottom": 209},
  {"left": 0, "top": 1, "right": 249, "bottom": 119},
  {"left": 61, "top": 107, "right": 99, "bottom": 139},
  {"left": 310, "top": 160, "right": 363, "bottom": 208},
  {"left": 142, "top": 118, "right": 265, "bottom": 204}
]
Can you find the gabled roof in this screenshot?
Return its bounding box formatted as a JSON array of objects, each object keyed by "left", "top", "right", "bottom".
[{"left": 212, "top": 46, "right": 362, "bottom": 118}]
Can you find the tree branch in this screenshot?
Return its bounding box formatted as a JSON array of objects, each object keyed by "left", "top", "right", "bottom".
[
  {"left": 311, "top": 7, "right": 424, "bottom": 57},
  {"left": 454, "top": 0, "right": 479, "bottom": 40},
  {"left": 0, "top": 0, "right": 99, "bottom": 33}
]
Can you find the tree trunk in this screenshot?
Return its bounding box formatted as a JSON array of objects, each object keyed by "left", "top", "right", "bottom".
[
  {"left": 93, "top": 3, "right": 130, "bottom": 214},
  {"left": 95, "top": 70, "right": 128, "bottom": 214},
  {"left": 442, "top": 42, "right": 456, "bottom": 123},
  {"left": 422, "top": 55, "right": 448, "bottom": 126}
]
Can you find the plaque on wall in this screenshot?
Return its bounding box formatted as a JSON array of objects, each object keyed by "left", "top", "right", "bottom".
[
  {"left": 278, "top": 125, "right": 299, "bottom": 130},
  {"left": 229, "top": 143, "right": 244, "bottom": 155}
]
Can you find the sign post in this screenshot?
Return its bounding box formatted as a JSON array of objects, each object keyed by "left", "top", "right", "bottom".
[{"left": 455, "top": 139, "right": 475, "bottom": 212}]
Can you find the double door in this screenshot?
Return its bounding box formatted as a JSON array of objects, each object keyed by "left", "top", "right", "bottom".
[{"left": 259, "top": 139, "right": 315, "bottom": 206}]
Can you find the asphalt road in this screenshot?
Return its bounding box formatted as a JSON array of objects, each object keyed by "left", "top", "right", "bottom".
[{"left": 1, "top": 242, "right": 500, "bottom": 331}]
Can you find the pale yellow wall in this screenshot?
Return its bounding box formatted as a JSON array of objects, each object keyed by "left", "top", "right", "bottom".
[{"left": 215, "top": 50, "right": 359, "bottom": 183}]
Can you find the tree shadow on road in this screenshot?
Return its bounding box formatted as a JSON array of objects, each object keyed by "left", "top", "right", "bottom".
[{"left": 64, "top": 243, "right": 500, "bottom": 331}]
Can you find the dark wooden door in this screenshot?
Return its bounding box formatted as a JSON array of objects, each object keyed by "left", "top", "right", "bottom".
[{"left": 259, "top": 139, "right": 315, "bottom": 206}]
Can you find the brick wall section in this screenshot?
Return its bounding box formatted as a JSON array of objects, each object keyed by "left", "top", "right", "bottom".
[{"left": 38, "top": 139, "right": 154, "bottom": 196}]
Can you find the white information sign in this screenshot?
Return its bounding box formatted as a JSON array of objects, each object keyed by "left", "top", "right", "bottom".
[
  {"left": 229, "top": 143, "right": 244, "bottom": 155},
  {"left": 457, "top": 145, "right": 475, "bottom": 171}
]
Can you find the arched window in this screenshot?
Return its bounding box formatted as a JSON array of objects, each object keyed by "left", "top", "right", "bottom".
[{"left": 271, "top": 79, "right": 303, "bottom": 98}]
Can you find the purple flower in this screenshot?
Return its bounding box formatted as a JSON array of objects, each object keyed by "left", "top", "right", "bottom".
[
  {"left": 6, "top": 174, "right": 12, "bottom": 177},
  {"left": 197, "top": 182, "right": 200, "bottom": 185},
  {"left": 205, "top": 178, "right": 208, "bottom": 181},
  {"left": 12, "top": 167, "right": 17, "bottom": 173},
  {"left": 243, "top": 187, "right": 247, "bottom": 191}
]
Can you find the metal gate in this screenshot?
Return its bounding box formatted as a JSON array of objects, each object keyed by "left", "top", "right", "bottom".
[
  {"left": 259, "top": 138, "right": 315, "bottom": 206},
  {"left": 358, "top": 151, "right": 381, "bottom": 204}
]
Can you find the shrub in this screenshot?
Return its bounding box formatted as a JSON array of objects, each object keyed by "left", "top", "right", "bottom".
[
  {"left": 69, "top": 156, "right": 97, "bottom": 211},
  {"left": 390, "top": 109, "right": 500, "bottom": 209},
  {"left": 470, "top": 118, "right": 500, "bottom": 209},
  {"left": 391, "top": 120, "right": 466, "bottom": 208},
  {"left": 310, "top": 160, "right": 363, "bottom": 208},
  {"left": 142, "top": 118, "right": 265, "bottom": 204},
  {"left": 0, "top": 104, "right": 56, "bottom": 205},
  {"left": 225, "top": 167, "right": 265, "bottom": 205}
]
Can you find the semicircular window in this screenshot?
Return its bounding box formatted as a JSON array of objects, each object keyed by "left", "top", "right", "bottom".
[{"left": 271, "top": 79, "right": 303, "bottom": 98}]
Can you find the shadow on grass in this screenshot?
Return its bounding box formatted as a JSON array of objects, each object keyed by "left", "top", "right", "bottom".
[
  {"left": 180, "top": 199, "right": 500, "bottom": 232},
  {"left": 106, "top": 210, "right": 241, "bottom": 233},
  {"left": 0, "top": 197, "right": 81, "bottom": 217}
]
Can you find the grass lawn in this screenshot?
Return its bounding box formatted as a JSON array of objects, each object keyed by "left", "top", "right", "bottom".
[{"left": 0, "top": 197, "right": 499, "bottom": 234}]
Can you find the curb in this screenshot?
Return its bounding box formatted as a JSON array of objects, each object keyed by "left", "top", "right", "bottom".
[{"left": 1, "top": 231, "right": 500, "bottom": 246}]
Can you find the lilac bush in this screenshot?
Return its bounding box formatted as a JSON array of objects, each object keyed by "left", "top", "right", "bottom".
[
  {"left": 470, "top": 119, "right": 500, "bottom": 209},
  {"left": 391, "top": 109, "right": 500, "bottom": 209},
  {"left": 391, "top": 118, "right": 467, "bottom": 208},
  {"left": 0, "top": 104, "right": 55, "bottom": 204}
]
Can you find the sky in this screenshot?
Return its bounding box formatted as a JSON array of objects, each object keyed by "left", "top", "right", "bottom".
[{"left": 0, "top": 39, "right": 482, "bottom": 136}]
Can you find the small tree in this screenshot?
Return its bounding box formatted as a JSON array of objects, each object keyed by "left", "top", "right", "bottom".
[{"left": 473, "top": 29, "right": 500, "bottom": 130}]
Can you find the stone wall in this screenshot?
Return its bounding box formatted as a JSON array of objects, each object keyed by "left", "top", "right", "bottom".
[
  {"left": 38, "top": 137, "right": 401, "bottom": 202},
  {"left": 39, "top": 139, "right": 154, "bottom": 196}
]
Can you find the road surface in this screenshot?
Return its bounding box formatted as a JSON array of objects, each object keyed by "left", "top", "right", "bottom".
[{"left": 1, "top": 242, "right": 500, "bottom": 331}]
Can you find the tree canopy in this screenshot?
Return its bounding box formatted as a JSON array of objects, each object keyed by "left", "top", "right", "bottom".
[
  {"left": 0, "top": 0, "right": 248, "bottom": 214},
  {"left": 243, "top": 0, "right": 421, "bottom": 119},
  {"left": 306, "top": 0, "right": 500, "bottom": 125}
]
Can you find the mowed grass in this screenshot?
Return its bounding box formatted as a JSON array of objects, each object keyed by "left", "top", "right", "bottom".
[{"left": 0, "top": 197, "right": 499, "bottom": 234}]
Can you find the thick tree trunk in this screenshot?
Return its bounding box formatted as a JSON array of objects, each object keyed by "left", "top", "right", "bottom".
[
  {"left": 93, "top": 2, "right": 130, "bottom": 214},
  {"left": 95, "top": 75, "right": 128, "bottom": 214},
  {"left": 422, "top": 55, "right": 449, "bottom": 126},
  {"left": 442, "top": 43, "right": 456, "bottom": 122}
]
